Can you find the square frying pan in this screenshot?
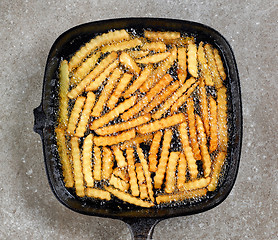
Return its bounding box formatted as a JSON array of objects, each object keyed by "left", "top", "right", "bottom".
[{"left": 33, "top": 18, "right": 242, "bottom": 239}]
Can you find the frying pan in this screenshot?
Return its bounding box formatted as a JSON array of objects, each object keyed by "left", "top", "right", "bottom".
[{"left": 33, "top": 18, "right": 242, "bottom": 239}]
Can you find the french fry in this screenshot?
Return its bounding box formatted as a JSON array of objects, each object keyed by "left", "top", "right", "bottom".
[
  {"left": 107, "top": 73, "right": 133, "bottom": 109},
  {"left": 217, "top": 86, "right": 228, "bottom": 152},
  {"left": 102, "top": 147, "right": 114, "bottom": 180},
  {"left": 179, "top": 122, "right": 198, "bottom": 179},
  {"left": 90, "top": 95, "right": 137, "bottom": 130},
  {"left": 101, "top": 38, "right": 142, "bottom": 53},
  {"left": 144, "top": 30, "right": 180, "bottom": 41},
  {"left": 94, "top": 129, "right": 136, "bottom": 146},
  {"left": 123, "top": 66, "right": 152, "bottom": 98},
  {"left": 82, "top": 134, "right": 94, "bottom": 187},
  {"left": 179, "top": 177, "right": 211, "bottom": 191},
  {"left": 67, "top": 96, "right": 86, "bottom": 135},
  {"left": 111, "top": 145, "right": 127, "bottom": 168},
  {"left": 153, "top": 77, "right": 196, "bottom": 119},
  {"left": 156, "top": 188, "right": 207, "bottom": 204},
  {"left": 85, "top": 59, "right": 119, "bottom": 91},
  {"left": 120, "top": 133, "right": 153, "bottom": 149},
  {"left": 177, "top": 152, "right": 187, "bottom": 190},
  {"left": 95, "top": 114, "right": 151, "bottom": 136},
  {"left": 199, "top": 79, "right": 210, "bottom": 136},
  {"left": 177, "top": 47, "right": 187, "bottom": 83},
  {"left": 135, "top": 163, "right": 148, "bottom": 199},
  {"left": 128, "top": 50, "right": 149, "bottom": 59},
  {"left": 126, "top": 148, "right": 139, "bottom": 196},
  {"left": 197, "top": 42, "right": 214, "bottom": 86},
  {"left": 91, "top": 68, "right": 122, "bottom": 117},
  {"left": 209, "top": 96, "right": 218, "bottom": 153},
  {"left": 196, "top": 115, "right": 212, "bottom": 177},
  {"left": 105, "top": 186, "right": 154, "bottom": 208},
  {"left": 55, "top": 128, "right": 74, "bottom": 187},
  {"left": 120, "top": 52, "right": 141, "bottom": 75},
  {"left": 109, "top": 174, "right": 129, "bottom": 192},
  {"left": 136, "top": 145, "right": 155, "bottom": 202},
  {"left": 154, "top": 129, "right": 172, "bottom": 189},
  {"left": 137, "top": 113, "right": 186, "bottom": 135},
  {"left": 58, "top": 60, "right": 70, "bottom": 128},
  {"left": 68, "top": 29, "right": 129, "bottom": 71},
  {"left": 165, "top": 152, "right": 179, "bottom": 193},
  {"left": 187, "top": 39, "right": 198, "bottom": 78},
  {"left": 85, "top": 188, "right": 111, "bottom": 200},
  {"left": 186, "top": 97, "right": 201, "bottom": 160},
  {"left": 93, "top": 146, "right": 102, "bottom": 181},
  {"left": 75, "top": 92, "right": 95, "bottom": 137},
  {"left": 207, "top": 151, "right": 226, "bottom": 191},
  {"left": 113, "top": 167, "right": 129, "bottom": 182},
  {"left": 70, "top": 137, "right": 85, "bottom": 197},
  {"left": 213, "top": 48, "right": 226, "bottom": 81},
  {"left": 122, "top": 74, "right": 173, "bottom": 121},
  {"left": 68, "top": 52, "right": 118, "bottom": 99},
  {"left": 136, "top": 52, "right": 171, "bottom": 64},
  {"left": 148, "top": 131, "right": 163, "bottom": 172},
  {"left": 141, "top": 42, "right": 166, "bottom": 52}
]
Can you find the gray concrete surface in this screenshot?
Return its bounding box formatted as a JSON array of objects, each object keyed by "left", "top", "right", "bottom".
[{"left": 0, "top": 0, "right": 277, "bottom": 239}]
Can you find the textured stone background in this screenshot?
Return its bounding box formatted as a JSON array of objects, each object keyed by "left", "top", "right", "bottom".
[{"left": 0, "top": 0, "right": 277, "bottom": 239}]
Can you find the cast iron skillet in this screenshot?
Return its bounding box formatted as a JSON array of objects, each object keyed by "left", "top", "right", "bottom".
[{"left": 33, "top": 18, "right": 242, "bottom": 239}]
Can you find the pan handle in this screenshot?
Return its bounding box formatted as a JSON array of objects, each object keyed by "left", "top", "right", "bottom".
[
  {"left": 33, "top": 103, "right": 46, "bottom": 137},
  {"left": 123, "top": 218, "right": 162, "bottom": 240}
]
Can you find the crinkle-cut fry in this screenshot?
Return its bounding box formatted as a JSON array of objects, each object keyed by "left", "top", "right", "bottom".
[
  {"left": 141, "top": 41, "right": 166, "bottom": 52},
  {"left": 122, "top": 74, "right": 173, "bottom": 121},
  {"left": 85, "top": 188, "right": 111, "bottom": 200},
  {"left": 197, "top": 42, "right": 214, "bottom": 86},
  {"left": 154, "top": 129, "right": 172, "bottom": 189},
  {"left": 82, "top": 134, "right": 94, "bottom": 187},
  {"left": 113, "top": 167, "right": 129, "bottom": 182},
  {"left": 144, "top": 30, "right": 180, "bottom": 41},
  {"left": 90, "top": 96, "right": 137, "bottom": 130},
  {"left": 148, "top": 131, "right": 163, "bottom": 172},
  {"left": 196, "top": 115, "right": 212, "bottom": 177},
  {"left": 177, "top": 152, "right": 187, "bottom": 190},
  {"left": 107, "top": 73, "right": 133, "bottom": 109},
  {"left": 75, "top": 92, "right": 95, "bottom": 137},
  {"left": 209, "top": 96, "right": 218, "bottom": 153},
  {"left": 204, "top": 43, "right": 223, "bottom": 88},
  {"left": 58, "top": 60, "right": 70, "bottom": 128},
  {"left": 128, "top": 50, "right": 149, "bottom": 59},
  {"left": 177, "top": 47, "right": 187, "bottom": 84},
  {"left": 126, "top": 148, "right": 139, "bottom": 196},
  {"left": 187, "top": 39, "right": 198, "bottom": 78},
  {"left": 136, "top": 52, "right": 171, "bottom": 64},
  {"left": 179, "top": 122, "right": 198, "bottom": 179},
  {"left": 137, "top": 113, "right": 186, "bottom": 135},
  {"left": 135, "top": 163, "right": 148, "bottom": 199},
  {"left": 55, "top": 128, "right": 74, "bottom": 188},
  {"left": 156, "top": 188, "right": 207, "bottom": 204},
  {"left": 101, "top": 38, "right": 143, "bottom": 53},
  {"left": 123, "top": 66, "right": 152, "bottom": 98},
  {"left": 111, "top": 145, "right": 127, "bottom": 168},
  {"left": 105, "top": 186, "right": 154, "bottom": 208},
  {"left": 186, "top": 97, "right": 201, "bottom": 160},
  {"left": 170, "top": 82, "right": 198, "bottom": 114},
  {"left": 217, "top": 86, "right": 228, "bottom": 152},
  {"left": 68, "top": 52, "right": 118, "bottom": 99},
  {"left": 179, "top": 177, "right": 211, "bottom": 191},
  {"left": 85, "top": 59, "right": 119, "bottom": 91},
  {"left": 94, "top": 129, "right": 136, "bottom": 146},
  {"left": 70, "top": 137, "right": 85, "bottom": 197},
  {"left": 165, "top": 152, "right": 179, "bottom": 194},
  {"left": 120, "top": 52, "right": 141, "bottom": 75},
  {"left": 153, "top": 77, "right": 196, "bottom": 119},
  {"left": 199, "top": 79, "right": 210, "bottom": 136},
  {"left": 136, "top": 145, "right": 154, "bottom": 202},
  {"left": 67, "top": 96, "right": 86, "bottom": 135},
  {"left": 140, "top": 46, "right": 177, "bottom": 93},
  {"left": 120, "top": 133, "right": 153, "bottom": 149},
  {"left": 207, "top": 151, "right": 226, "bottom": 191},
  {"left": 72, "top": 52, "right": 101, "bottom": 84},
  {"left": 102, "top": 147, "right": 114, "bottom": 180},
  {"left": 109, "top": 174, "right": 130, "bottom": 192},
  {"left": 93, "top": 146, "right": 102, "bottom": 181},
  {"left": 68, "top": 29, "right": 129, "bottom": 71},
  {"left": 95, "top": 114, "right": 151, "bottom": 136},
  {"left": 91, "top": 68, "right": 122, "bottom": 117},
  {"left": 213, "top": 48, "right": 226, "bottom": 81}
]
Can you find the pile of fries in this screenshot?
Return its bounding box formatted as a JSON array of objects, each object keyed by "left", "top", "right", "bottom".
[{"left": 55, "top": 29, "right": 228, "bottom": 208}]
